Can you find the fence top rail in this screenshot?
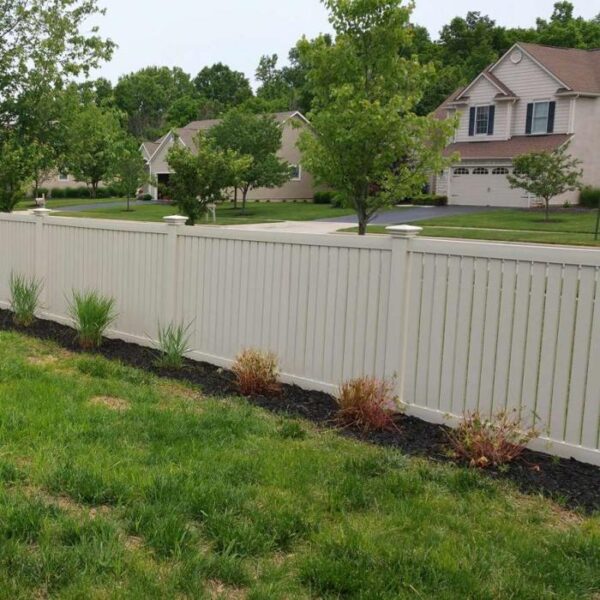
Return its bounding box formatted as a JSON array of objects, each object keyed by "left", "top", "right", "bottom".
[
  {"left": 177, "top": 225, "right": 393, "bottom": 250},
  {"left": 412, "top": 236, "right": 600, "bottom": 267},
  {"left": 0, "top": 213, "right": 36, "bottom": 225},
  {"left": 31, "top": 215, "right": 168, "bottom": 235}
]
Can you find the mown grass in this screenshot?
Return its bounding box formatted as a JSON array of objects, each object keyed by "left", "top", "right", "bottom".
[
  {"left": 0, "top": 331, "right": 598, "bottom": 598},
  {"left": 351, "top": 209, "right": 600, "bottom": 246},
  {"left": 55, "top": 201, "right": 356, "bottom": 225}
]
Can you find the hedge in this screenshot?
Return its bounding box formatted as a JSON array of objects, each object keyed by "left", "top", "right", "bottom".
[{"left": 580, "top": 187, "right": 600, "bottom": 208}]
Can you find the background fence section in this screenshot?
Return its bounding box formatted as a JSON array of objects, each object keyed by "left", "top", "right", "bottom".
[{"left": 0, "top": 211, "right": 598, "bottom": 466}]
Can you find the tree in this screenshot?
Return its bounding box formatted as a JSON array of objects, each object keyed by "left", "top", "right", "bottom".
[
  {"left": 167, "top": 133, "right": 251, "bottom": 225},
  {"left": 210, "top": 110, "right": 291, "bottom": 211},
  {"left": 0, "top": 0, "right": 114, "bottom": 125},
  {"left": 114, "top": 67, "right": 195, "bottom": 139},
  {"left": 109, "top": 138, "right": 148, "bottom": 211},
  {"left": 64, "top": 105, "right": 125, "bottom": 198},
  {"left": 298, "top": 0, "right": 455, "bottom": 235},
  {"left": 0, "top": 135, "right": 31, "bottom": 212},
  {"left": 508, "top": 145, "right": 582, "bottom": 221},
  {"left": 193, "top": 63, "right": 253, "bottom": 108}
]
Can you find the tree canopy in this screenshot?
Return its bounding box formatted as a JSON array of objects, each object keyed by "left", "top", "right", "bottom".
[{"left": 299, "top": 0, "right": 455, "bottom": 235}]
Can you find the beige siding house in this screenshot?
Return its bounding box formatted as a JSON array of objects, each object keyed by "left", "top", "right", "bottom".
[
  {"left": 434, "top": 43, "right": 600, "bottom": 207},
  {"left": 141, "top": 111, "right": 316, "bottom": 201}
]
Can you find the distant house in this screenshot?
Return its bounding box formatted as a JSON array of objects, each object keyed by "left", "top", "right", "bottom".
[
  {"left": 140, "top": 111, "right": 316, "bottom": 202},
  {"left": 433, "top": 43, "right": 600, "bottom": 207}
]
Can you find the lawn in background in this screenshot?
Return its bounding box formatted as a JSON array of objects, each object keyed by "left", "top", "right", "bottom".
[
  {"left": 55, "top": 201, "right": 356, "bottom": 225},
  {"left": 356, "top": 208, "right": 600, "bottom": 246},
  {"left": 16, "top": 197, "right": 123, "bottom": 211},
  {"left": 0, "top": 330, "right": 598, "bottom": 598}
]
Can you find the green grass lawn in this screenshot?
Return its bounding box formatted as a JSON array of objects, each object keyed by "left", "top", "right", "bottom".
[
  {"left": 16, "top": 197, "right": 123, "bottom": 211},
  {"left": 357, "top": 209, "right": 600, "bottom": 246},
  {"left": 55, "top": 202, "right": 356, "bottom": 225},
  {"left": 0, "top": 330, "right": 598, "bottom": 598}
]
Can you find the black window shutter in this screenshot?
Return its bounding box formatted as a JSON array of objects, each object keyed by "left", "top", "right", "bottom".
[
  {"left": 525, "top": 103, "right": 534, "bottom": 134},
  {"left": 487, "top": 105, "right": 495, "bottom": 135},
  {"left": 547, "top": 101, "right": 556, "bottom": 133},
  {"left": 469, "top": 107, "right": 476, "bottom": 136}
]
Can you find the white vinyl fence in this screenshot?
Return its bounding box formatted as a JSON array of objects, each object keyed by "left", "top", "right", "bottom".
[{"left": 1, "top": 210, "right": 599, "bottom": 466}]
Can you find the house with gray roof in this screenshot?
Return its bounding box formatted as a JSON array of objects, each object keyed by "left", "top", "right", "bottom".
[
  {"left": 434, "top": 42, "right": 600, "bottom": 207},
  {"left": 141, "top": 111, "right": 316, "bottom": 202}
]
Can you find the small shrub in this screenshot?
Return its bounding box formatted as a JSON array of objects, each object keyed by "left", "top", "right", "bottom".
[
  {"left": 580, "top": 186, "right": 600, "bottom": 208},
  {"left": 232, "top": 348, "right": 280, "bottom": 397},
  {"left": 408, "top": 195, "right": 448, "bottom": 207},
  {"left": 447, "top": 411, "right": 538, "bottom": 468},
  {"left": 337, "top": 377, "right": 399, "bottom": 432},
  {"left": 49, "top": 188, "right": 66, "bottom": 199},
  {"left": 68, "top": 290, "right": 117, "bottom": 349},
  {"left": 155, "top": 322, "right": 192, "bottom": 369},
  {"left": 141, "top": 193, "right": 153, "bottom": 201},
  {"left": 313, "top": 191, "right": 335, "bottom": 204},
  {"left": 9, "top": 273, "right": 42, "bottom": 326}
]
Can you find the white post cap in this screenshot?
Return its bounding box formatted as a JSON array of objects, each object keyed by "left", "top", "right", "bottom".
[
  {"left": 32, "top": 208, "right": 52, "bottom": 218},
  {"left": 163, "top": 215, "right": 188, "bottom": 226},
  {"left": 386, "top": 225, "right": 423, "bottom": 238}
]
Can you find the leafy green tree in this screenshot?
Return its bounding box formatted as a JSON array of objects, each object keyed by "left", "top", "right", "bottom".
[
  {"left": 298, "top": 0, "right": 455, "bottom": 235},
  {"left": 64, "top": 105, "right": 126, "bottom": 198},
  {"left": 536, "top": 2, "right": 600, "bottom": 47},
  {"left": 210, "top": 109, "right": 291, "bottom": 211},
  {"left": 114, "top": 67, "right": 195, "bottom": 139},
  {"left": 193, "top": 63, "right": 253, "bottom": 108},
  {"left": 0, "top": 135, "right": 31, "bottom": 212},
  {"left": 0, "top": 0, "right": 114, "bottom": 124},
  {"left": 167, "top": 134, "right": 251, "bottom": 225},
  {"left": 109, "top": 138, "right": 148, "bottom": 211},
  {"left": 508, "top": 145, "right": 583, "bottom": 221}
]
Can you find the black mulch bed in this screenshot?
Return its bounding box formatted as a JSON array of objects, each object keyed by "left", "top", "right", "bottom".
[{"left": 1, "top": 309, "right": 599, "bottom": 514}]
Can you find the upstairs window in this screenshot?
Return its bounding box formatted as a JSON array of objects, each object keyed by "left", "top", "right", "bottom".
[
  {"left": 532, "top": 102, "right": 550, "bottom": 134},
  {"left": 469, "top": 105, "right": 495, "bottom": 136},
  {"left": 476, "top": 106, "right": 490, "bottom": 134},
  {"left": 526, "top": 101, "right": 556, "bottom": 135},
  {"left": 58, "top": 172, "right": 69, "bottom": 182},
  {"left": 290, "top": 164, "right": 302, "bottom": 181}
]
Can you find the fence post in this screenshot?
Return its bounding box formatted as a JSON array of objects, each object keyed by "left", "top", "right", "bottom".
[
  {"left": 32, "top": 208, "right": 51, "bottom": 311},
  {"left": 162, "top": 215, "right": 188, "bottom": 322},
  {"left": 385, "top": 225, "right": 422, "bottom": 403}
]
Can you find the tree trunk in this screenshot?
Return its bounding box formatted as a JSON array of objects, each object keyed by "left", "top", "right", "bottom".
[
  {"left": 233, "top": 187, "right": 238, "bottom": 210},
  {"left": 126, "top": 195, "right": 131, "bottom": 212},
  {"left": 242, "top": 188, "right": 248, "bottom": 214},
  {"left": 90, "top": 182, "right": 98, "bottom": 199},
  {"left": 545, "top": 198, "right": 550, "bottom": 222}
]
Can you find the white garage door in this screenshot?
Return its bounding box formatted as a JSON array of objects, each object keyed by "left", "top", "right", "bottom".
[{"left": 449, "top": 166, "right": 530, "bottom": 207}]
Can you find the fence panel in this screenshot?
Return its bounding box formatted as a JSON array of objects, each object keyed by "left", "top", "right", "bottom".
[{"left": 0, "top": 213, "right": 598, "bottom": 466}]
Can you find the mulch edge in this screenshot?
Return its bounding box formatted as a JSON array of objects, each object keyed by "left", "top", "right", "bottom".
[{"left": 0, "top": 309, "right": 599, "bottom": 515}]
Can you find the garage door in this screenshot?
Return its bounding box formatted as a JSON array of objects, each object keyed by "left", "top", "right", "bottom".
[{"left": 449, "top": 166, "right": 530, "bottom": 207}]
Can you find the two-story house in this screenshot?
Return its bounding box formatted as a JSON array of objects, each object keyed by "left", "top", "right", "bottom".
[
  {"left": 433, "top": 43, "right": 600, "bottom": 207},
  {"left": 141, "top": 111, "right": 316, "bottom": 202}
]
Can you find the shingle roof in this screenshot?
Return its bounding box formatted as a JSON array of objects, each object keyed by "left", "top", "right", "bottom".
[
  {"left": 517, "top": 43, "right": 600, "bottom": 94},
  {"left": 154, "top": 111, "right": 304, "bottom": 151},
  {"left": 443, "top": 134, "right": 572, "bottom": 160},
  {"left": 433, "top": 87, "right": 465, "bottom": 120}
]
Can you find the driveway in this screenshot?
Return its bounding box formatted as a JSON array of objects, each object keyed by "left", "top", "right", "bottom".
[{"left": 318, "top": 205, "right": 492, "bottom": 225}]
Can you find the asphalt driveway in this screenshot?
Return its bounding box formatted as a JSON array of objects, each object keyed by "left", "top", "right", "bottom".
[{"left": 318, "top": 205, "right": 493, "bottom": 225}]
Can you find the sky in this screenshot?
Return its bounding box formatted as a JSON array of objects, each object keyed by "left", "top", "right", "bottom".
[{"left": 92, "top": 0, "right": 599, "bottom": 85}]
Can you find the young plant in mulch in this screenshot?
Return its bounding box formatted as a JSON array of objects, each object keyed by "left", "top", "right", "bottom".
[
  {"left": 232, "top": 348, "right": 281, "bottom": 397},
  {"left": 155, "top": 321, "right": 192, "bottom": 369},
  {"left": 9, "top": 273, "right": 42, "bottom": 327},
  {"left": 68, "top": 290, "right": 117, "bottom": 350},
  {"left": 448, "top": 411, "right": 539, "bottom": 469},
  {"left": 336, "top": 377, "right": 400, "bottom": 433}
]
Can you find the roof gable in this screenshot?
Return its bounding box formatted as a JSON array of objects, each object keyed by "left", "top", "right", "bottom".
[{"left": 492, "top": 43, "right": 600, "bottom": 95}]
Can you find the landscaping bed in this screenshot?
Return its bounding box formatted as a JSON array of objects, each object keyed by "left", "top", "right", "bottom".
[{"left": 1, "top": 308, "right": 599, "bottom": 514}]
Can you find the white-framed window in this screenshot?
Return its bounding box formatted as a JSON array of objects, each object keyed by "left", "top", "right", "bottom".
[
  {"left": 492, "top": 167, "right": 509, "bottom": 175},
  {"left": 475, "top": 106, "right": 491, "bottom": 135},
  {"left": 58, "top": 172, "right": 69, "bottom": 182},
  {"left": 453, "top": 167, "right": 470, "bottom": 176},
  {"left": 532, "top": 101, "right": 550, "bottom": 134},
  {"left": 290, "top": 164, "right": 302, "bottom": 181},
  {"left": 473, "top": 167, "right": 489, "bottom": 175}
]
